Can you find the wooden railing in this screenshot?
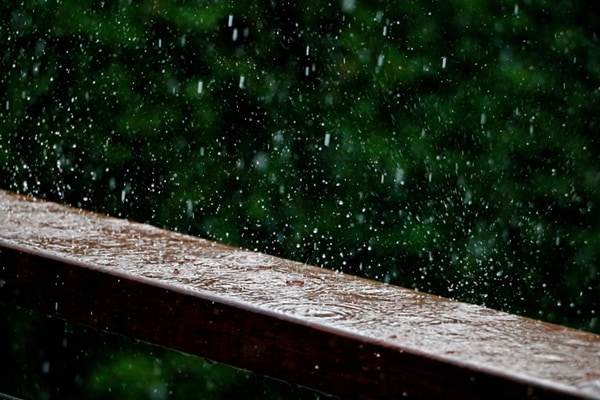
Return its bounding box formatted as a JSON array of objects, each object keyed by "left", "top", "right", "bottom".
[{"left": 1, "top": 189, "right": 599, "bottom": 399}]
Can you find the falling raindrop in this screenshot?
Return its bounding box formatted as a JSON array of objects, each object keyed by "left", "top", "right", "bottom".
[
  {"left": 342, "top": 0, "right": 356, "bottom": 13},
  {"left": 42, "top": 361, "right": 50, "bottom": 374}
]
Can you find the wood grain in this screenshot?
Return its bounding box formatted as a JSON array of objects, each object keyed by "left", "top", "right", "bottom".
[{"left": 1, "top": 190, "right": 599, "bottom": 399}]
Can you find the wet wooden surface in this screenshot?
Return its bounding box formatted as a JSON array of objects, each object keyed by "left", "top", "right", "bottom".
[{"left": 1, "top": 189, "right": 599, "bottom": 399}]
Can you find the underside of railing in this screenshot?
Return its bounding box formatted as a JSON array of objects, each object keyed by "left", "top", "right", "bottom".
[{"left": 1, "top": 190, "right": 599, "bottom": 400}]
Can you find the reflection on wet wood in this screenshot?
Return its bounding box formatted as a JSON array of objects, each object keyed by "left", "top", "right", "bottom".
[{"left": 0, "top": 190, "right": 599, "bottom": 400}]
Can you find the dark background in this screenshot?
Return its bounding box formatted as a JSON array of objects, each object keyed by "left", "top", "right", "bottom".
[{"left": 1, "top": 0, "right": 599, "bottom": 398}]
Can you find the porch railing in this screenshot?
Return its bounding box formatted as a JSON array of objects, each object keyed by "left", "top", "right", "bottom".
[{"left": 1, "top": 189, "right": 599, "bottom": 399}]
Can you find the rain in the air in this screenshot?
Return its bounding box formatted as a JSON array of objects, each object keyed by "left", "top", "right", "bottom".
[{"left": 1, "top": 0, "right": 599, "bottom": 398}]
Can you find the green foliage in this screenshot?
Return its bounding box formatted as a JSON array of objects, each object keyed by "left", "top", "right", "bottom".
[{"left": 0, "top": 305, "right": 326, "bottom": 400}]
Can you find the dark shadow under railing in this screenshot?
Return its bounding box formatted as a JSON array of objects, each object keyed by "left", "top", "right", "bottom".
[{"left": 1, "top": 190, "right": 599, "bottom": 400}]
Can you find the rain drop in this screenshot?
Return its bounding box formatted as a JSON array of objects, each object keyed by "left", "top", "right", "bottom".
[
  {"left": 42, "top": 361, "right": 50, "bottom": 374},
  {"left": 342, "top": 0, "right": 355, "bottom": 13}
]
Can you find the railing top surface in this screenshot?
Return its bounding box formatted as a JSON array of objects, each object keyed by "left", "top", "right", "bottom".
[{"left": 1, "top": 189, "right": 599, "bottom": 399}]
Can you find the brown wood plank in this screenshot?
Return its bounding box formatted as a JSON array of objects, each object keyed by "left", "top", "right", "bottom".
[{"left": 0, "top": 189, "right": 599, "bottom": 399}]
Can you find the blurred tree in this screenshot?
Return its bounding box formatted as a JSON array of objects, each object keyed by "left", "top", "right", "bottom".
[{"left": 0, "top": 304, "right": 328, "bottom": 399}]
